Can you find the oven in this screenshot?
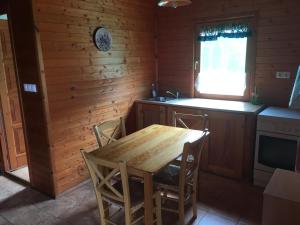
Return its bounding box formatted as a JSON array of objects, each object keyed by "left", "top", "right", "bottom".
[
  {"left": 253, "top": 107, "right": 300, "bottom": 187},
  {"left": 297, "top": 143, "right": 300, "bottom": 172},
  {"left": 255, "top": 132, "right": 299, "bottom": 172}
]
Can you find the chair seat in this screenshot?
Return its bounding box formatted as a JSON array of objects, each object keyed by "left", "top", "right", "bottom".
[
  {"left": 111, "top": 179, "right": 145, "bottom": 207},
  {"left": 154, "top": 164, "right": 180, "bottom": 186}
]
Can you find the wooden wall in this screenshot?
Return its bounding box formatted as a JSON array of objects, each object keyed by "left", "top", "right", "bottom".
[
  {"left": 157, "top": 0, "right": 300, "bottom": 106},
  {"left": 33, "top": 0, "right": 156, "bottom": 195}
]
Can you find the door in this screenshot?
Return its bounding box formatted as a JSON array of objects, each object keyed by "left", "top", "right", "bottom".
[
  {"left": 0, "top": 98, "right": 8, "bottom": 172},
  {"left": 0, "top": 20, "right": 27, "bottom": 170},
  {"left": 296, "top": 140, "right": 300, "bottom": 172},
  {"left": 204, "top": 111, "right": 245, "bottom": 179},
  {"left": 137, "top": 103, "right": 167, "bottom": 130}
]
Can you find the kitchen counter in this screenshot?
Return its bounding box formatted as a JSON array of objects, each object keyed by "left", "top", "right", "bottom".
[{"left": 136, "top": 98, "right": 264, "bottom": 114}]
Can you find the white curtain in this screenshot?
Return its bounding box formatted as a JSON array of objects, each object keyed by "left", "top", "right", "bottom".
[{"left": 195, "top": 37, "right": 247, "bottom": 96}]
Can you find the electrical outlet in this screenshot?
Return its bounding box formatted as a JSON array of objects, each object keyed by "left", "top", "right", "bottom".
[
  {"left": 23, "top": 83, "right": 38, "bottom": 93},
  {"left": 276, "top": 72, "right": 291, "bottom": 79}
]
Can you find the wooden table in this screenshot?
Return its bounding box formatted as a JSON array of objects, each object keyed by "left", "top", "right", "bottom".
[{"left": 90, "top": 124, "right": 205, "bottom": 225}]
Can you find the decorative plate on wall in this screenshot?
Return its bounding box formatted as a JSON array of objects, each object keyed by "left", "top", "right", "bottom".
[{"left": 93, "top": 27, "right": 112, "bottom": 52}]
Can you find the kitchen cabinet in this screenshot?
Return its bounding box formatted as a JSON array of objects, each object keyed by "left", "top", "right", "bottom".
[
  {"left": 136, "top": 99, "right": 263, "bottom": 181},
  {"left": 203, "top": 111, "right": 245, "bottom": 179},
  {"left": 137, "top": 103, "right": 167, "bottom": 130}
]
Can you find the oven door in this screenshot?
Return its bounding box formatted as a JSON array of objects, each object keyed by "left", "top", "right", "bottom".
[
  {"left": 254, "top": 131, "right": 299, "bottom": 173},
  {"left": 297, "top": 141, "right": 300, "bottom": 172}
]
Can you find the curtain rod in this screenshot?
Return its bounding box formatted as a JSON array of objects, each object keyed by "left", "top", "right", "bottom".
[{"left": 193, "top": 12, "right": 257, "bottom": 24}]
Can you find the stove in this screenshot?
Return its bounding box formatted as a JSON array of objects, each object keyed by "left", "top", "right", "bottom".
[{"left": 254, "top": 107, "right": 300, "bottom": 187}]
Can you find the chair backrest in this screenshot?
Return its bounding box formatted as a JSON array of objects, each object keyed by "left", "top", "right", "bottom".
[
  {"left": 178, "top": 130, "right": 209, "bottom": 197},
  {"left": 173, "top": 112, "right": 208, "bottom": 131},
  {"left": 93, "top": 117, "right": 126, "bottom": 147},
  {"left": 81, "top": 150, "right": 131, "bottom": 223}
]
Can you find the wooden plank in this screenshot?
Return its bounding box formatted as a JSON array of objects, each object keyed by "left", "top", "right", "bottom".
[{"left": 33, "top": 0, "right": 156, "bottom": 195}]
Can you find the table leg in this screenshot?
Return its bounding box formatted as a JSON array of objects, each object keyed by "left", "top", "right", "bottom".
[{"left": 144, "top": 172, "right": 154, "bottom": 225}]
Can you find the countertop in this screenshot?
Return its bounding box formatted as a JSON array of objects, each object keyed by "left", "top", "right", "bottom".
[
  {"left": 136, "top": 98, "right": 264, "bottom": 114},
  {"left": 259, "top": 107, "right": 300, "bottom": 120}
]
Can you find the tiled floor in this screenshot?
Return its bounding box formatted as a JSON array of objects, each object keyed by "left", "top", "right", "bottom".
[
  {"left": 9, "top": 166, "right": 30, "bottom": 182},
  {"left": 0, "top": 172, "right": 263, "bottom": 225}
]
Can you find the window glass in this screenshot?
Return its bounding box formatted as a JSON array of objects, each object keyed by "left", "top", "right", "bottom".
[
  {"left": 0, "top": 15, "right": 8, "bottom": 20},
  {"left": 195, "top": 37, "right": 247, "bottom": 96}
]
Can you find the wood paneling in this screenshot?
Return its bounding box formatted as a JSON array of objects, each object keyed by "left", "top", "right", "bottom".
[
  {"left": 33, "top": 0, "right": 156, "bottom": 194},
  {"left": 157, "top": 0, "right": 300, "bottom": 106}
]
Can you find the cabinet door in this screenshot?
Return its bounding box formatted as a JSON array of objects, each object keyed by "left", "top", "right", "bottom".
[
  {"left": 204, "top": 111, "right": 245, "bottom": 179},
  {"left": 167, "top": 106, "right": 205, "bottom": 128},
  {"left": 137, "top": 104, "right": 166, "bottom": 130}
]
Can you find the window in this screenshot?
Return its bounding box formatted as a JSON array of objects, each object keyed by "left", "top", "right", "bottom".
[
  {"left": 0, "top": 15, "right": 8, "bottom": 20},
  {"left": 194, "top": 20, "right": 255, "bottom": 101}
]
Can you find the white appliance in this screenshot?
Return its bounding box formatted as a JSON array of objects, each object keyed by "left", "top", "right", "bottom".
[{"left": 254, "top": 107, "right": 300, "bottom": 187}]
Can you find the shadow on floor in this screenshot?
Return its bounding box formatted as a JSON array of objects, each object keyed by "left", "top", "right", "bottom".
[
  {"left": 0, "top": 187, "right": 50, "bottom": 211},
  {"left": 0, "top": 172, "right": 263, "bottom": 225}
]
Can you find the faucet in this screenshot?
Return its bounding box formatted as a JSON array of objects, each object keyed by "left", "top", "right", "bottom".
[{"left": 166, "top": 90, "right": 180, "bottom": 99}]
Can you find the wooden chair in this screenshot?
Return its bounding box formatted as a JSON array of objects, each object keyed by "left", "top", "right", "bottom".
[
  {"left": 172, "top": 112, "right": 208, "bottom": 165},
  {"left": 93, "top": 117, "right": 126, "bottom": 148},
  {"left": 154, "top": 131, "right": 209, "bottom": 225},
  {"left": 81, "top": 150, "right": 162, "bottom": 225},
  {"left": 173, "top": 112, "right": 208, "bottom": 130}
]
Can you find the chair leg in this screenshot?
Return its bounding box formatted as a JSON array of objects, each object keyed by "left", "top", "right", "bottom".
[
  {"left": 178, "top": 199, "right": 185, "bottom": 225},
  {"left": 124, "top": 207, "right": 131, "bottom": 225},
  {"left": 192, "top": 189, "right": 197, "bottom": 219},
  {"left": 155, "top": 192, "right": 162, "bottom": 225},
  {"left": 192, "top": 173, "right": 199, "bottom": 219},
  {"left": 98, "top": 202, "right": 107, "bottom": 225}
]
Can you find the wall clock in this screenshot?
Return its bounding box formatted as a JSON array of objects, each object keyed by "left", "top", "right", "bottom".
[{"left": 93, "top": 27, "right": 112, "bottom": 52}]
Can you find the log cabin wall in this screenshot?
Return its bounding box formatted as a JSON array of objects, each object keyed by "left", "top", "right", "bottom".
[
  {"left": 157, "top": 0, "right": 300, "bottom": 106},
  {"left": 33, "top": 0, "right": 156, "bottom": 194}
]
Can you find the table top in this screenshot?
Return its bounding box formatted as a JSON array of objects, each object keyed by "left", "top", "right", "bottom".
[{"left": 90, "top": 124, "right": 205, "bottom": 174}]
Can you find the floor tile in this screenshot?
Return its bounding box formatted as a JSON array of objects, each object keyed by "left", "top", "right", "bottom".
[{"left": 198, "top": 213, "right": 237, "bottom": 225}]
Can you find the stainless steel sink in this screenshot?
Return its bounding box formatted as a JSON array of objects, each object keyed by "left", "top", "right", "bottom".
[{"left": 147, "top": 96, "right": 174, "bottom": 102}]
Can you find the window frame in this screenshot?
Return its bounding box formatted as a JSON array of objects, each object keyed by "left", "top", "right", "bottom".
[{"left": 194, "top": 16, "right": 256, "bottom": 102}]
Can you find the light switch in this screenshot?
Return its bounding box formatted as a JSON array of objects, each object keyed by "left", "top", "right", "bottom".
[
  {"left": 23, "top": 83, "right": 38, "bottom": 93},
  {"left": 276, "top": 72, "right": 291, "bottom": 79}
]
